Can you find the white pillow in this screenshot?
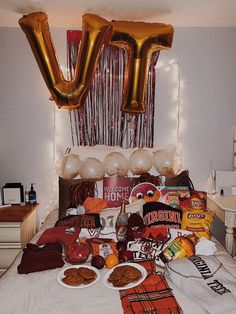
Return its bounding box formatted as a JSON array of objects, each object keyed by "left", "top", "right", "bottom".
[
  {"left": 166, "top": 255, "right": 236, "bottom": 314},
  {"left": 100, "top": 199, "right": 144, "bottom": 229}
]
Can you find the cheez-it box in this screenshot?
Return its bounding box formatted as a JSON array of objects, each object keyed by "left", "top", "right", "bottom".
[{"left": 156, "top": 186, "right": 190, "bottom": 208}]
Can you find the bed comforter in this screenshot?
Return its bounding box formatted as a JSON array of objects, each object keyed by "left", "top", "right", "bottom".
[{"left": 1, "top": 209, "right": 236, "bottom": 314}]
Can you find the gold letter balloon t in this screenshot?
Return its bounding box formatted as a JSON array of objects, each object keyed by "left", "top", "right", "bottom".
[{"left": 19, "top": 12, "right": 173, "bottom": 113}]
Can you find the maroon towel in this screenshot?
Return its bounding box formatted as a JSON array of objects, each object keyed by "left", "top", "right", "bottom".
[{"left": 17, "top": 243, "right": 65, "bottom": 274}]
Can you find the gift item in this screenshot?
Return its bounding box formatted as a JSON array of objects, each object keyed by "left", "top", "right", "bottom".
[
  {"left": 120, "top": 260, "right": 182, "bottom": 314},
  {"left": 55, "top": 214, "right": 102, "bottom": 229},
  {"left": 65, "top": 242, "right": 91, "bottom": 264},
  {"left": 166, "top": 255, "right": 236, "bottom": 314},
  {"left": 143, "top": 201, "right": 182, "bottom": 229},
  {"left": 159, "top": 233, "right": 198, "bottom": 263},
  {"left": 129, "top": 182, "right": 161, "bottom": 203},
  {"left": 17, "top": 243, "right": 64, "bottom": 274},
  {"left": 181, "top": 210, "right": 214, "bottom": 239},
  {"left": 86, "top": 238, "right": 118, "bottom": 259},
  {"left": 157, "top": 186, "right": 190, "bottom": 208},
  {"left": 115, "top": 200, "right": 129, "bottom": 242},
  {"left": 83, "top": 197, "right": 107, "bottom": 213},
  {"left": 127, "top": 213, "right": 145, "bottom": 241},
  {"left": 180, "top": 190, "right": 207, "bottom": 211},
  {"left": 127, "top": 238, "right": 165, "bottom": 266},
  {"left": 36, "top": 226, "right": 81, "bottom": 246}
]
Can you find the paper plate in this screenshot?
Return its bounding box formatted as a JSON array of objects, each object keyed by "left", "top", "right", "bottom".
[{"left": 57, "top": 265, "right": 100, "bottom": 289}]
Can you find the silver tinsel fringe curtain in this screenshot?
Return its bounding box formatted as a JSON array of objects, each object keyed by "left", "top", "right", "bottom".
[{"left": 67, "top": 30, "right": 159, "bottom": 148}]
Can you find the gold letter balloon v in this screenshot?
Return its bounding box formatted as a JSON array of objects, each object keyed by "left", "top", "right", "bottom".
[
  {"left": 19, "top": 12, "right": 112, "bottom": 110},
  {"left": 19, "top": 12, "right": 173, "bottom": 113}
]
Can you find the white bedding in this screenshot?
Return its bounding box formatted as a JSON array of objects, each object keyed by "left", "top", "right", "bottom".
[{"left": 1, "top": 209, "right": 236, "bottom": 314}]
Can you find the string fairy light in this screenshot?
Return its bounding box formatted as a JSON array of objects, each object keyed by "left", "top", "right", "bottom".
[{"left": 156, "top": 60, "right": 184, "bottom": 155}]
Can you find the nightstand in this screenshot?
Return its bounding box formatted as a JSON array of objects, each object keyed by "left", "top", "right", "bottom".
[{"left": 0, "top": 203, "right": 38, "bottom": 276}]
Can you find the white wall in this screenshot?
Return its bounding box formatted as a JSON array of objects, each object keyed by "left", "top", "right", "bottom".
[{"left": 0, "top": 27, "right": 236, "bottom": 231}]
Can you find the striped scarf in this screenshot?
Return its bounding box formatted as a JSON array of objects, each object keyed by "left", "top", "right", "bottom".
[{"left": 120, "top": 261, "right": 182, "bottom": 314}]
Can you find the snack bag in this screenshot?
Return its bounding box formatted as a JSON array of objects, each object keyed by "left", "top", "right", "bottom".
[
  {"left": 180, "top": 190, "right": 207, "bottom": 211},
  {"left": 181, "top": 210, "right": 214, "bottom": 239},
  {"left": 86, "top": 238, "right": 118, "bottom": 259}
]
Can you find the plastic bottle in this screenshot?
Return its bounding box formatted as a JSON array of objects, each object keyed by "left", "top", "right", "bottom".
[
  {"left": 115, "top": 200, "right": 129, "bottom": 242},
  {"left": 29, "top": 183, "right": 37, "bottom": 205},
  {"left": 159, "top": 233, "right": 199, "bottom": 263}
]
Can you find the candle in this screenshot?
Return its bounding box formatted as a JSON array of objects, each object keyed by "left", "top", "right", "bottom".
[{"left": 234, "top": 127, "right": 236, "bottom": 141}]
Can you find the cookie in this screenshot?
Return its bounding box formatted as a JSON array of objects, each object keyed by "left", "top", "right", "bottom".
[
  {"left": 108, "top": 266, "right": 126, "bottom": 283},
  {"left": 123, "top": 265, "right": 142, "bottom": 280},
  {"left": 62, "top": 274, "right": 84, "bottom": 286},
  {"left": 108, "top": 265, "right": 142, "bottom": 287},
  {"left": 64, "top": 268, "right": 79, "bottom": 277},
  {"left": 78, "top": 267, "right": 96, "bottom": 279}
]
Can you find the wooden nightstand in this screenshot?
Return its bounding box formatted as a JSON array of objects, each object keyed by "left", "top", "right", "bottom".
[{"left": 0, "top": 203, "right": 38, "bottom": 276}]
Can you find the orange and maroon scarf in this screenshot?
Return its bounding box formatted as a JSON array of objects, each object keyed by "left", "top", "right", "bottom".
[{"left": 119, "top": 260, "right": 182, "bottom": 314}]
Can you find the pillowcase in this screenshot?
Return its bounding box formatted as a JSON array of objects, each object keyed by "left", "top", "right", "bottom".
[
  {"left": 166, "top": 255, "right": 236, "bottom": 314},
  {"left": 99, "top": 199, "right": 144, "bottom": 230},
  {"left": 143, "top": 201, "right": 182, "bottom": 229},
  {"left": 36, "top": 226, "right": 81, "bottom": 246},
  {"left": 59, "top": 177, "right": 95, "bottom": 219}
]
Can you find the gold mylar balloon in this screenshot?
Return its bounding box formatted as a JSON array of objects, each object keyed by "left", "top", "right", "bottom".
[
  {"left": 110, "top": 21, "right": 174, "bottom": 113},
  {"left": 19, "top": 12, "right": 112, "bottom": 109}
]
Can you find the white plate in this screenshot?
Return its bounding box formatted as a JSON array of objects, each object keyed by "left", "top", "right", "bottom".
[
  {"left": 103, "top": 262, "right": 147, "bottom": 291},
  {"left": 57, "top": 265, "right": 100, "bottom": 289}
]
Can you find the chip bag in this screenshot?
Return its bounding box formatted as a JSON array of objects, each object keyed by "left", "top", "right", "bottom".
[
  {"left": 180, "top": 190, "right": 207, "bottom": 211},
  {"left": 181, "top": 210, "right": 214, "bottom": 239}
]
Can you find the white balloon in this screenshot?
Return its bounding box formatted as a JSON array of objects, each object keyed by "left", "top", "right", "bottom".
[
  {"left": 103, "top": 152, "right": 129, "bottom": 176},
  {"left": 129, "top": 149, "right": 153, "bottom": 175},
  {"left": 79, "top": 157, "right": 105, "bottom": 180},
  {"left": 153, "top": 147, "right": 182, "bottom": 177},
  {"left": 55, "top": 154, "right": 81, "bottom": 179}
]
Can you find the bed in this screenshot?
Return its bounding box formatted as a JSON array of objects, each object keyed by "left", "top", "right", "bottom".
[{"left": 1, "top": 207, "right": 236, "bottom": 314}]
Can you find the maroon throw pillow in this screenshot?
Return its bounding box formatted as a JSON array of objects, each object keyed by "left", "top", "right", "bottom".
[{"left": 36, "top": 226, "right": 81, "bottom": 246}]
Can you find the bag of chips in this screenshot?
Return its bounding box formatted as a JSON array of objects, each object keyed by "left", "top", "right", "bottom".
[
  {"left": 180, "top": 190, "right": 207, "bottom": 211},
  {"left": 181, "top": 210, "right": 214, "bottom": 239}
]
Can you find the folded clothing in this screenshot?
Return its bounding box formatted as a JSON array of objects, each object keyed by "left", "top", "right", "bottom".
[
  {"left": 166, "top": 255, "right": 236, "bottom": 314},
  {"left": 120, "top": 260, "right": 182, "bottom": 314},
  {"left": 17, "top": 243, "right": 65, "bottom": 274},
  {"left": 36, "top": 226, "right": 81, "bottom": 246},
  {"left": 55, "top": 214, "right": 102, "bottom": 229},
  {"left": 83, "top": 197, "right": 107, "bottom": 213}
]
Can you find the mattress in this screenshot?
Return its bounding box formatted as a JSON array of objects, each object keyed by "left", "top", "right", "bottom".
[{"left": 0, "top": 209, "right": 236, "bottom": 314}]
